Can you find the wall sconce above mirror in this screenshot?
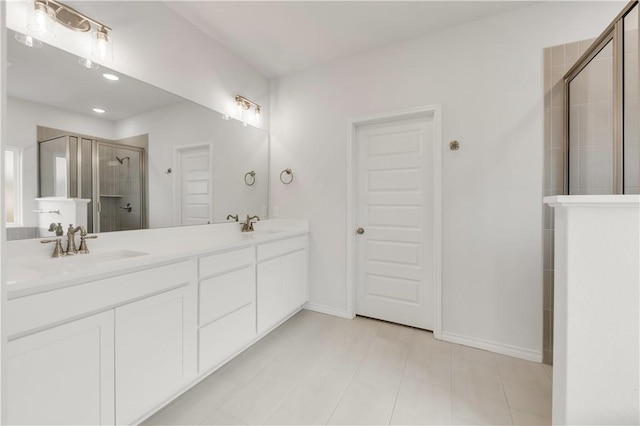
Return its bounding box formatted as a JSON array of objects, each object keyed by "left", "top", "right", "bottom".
[
  {"left": 236, "top": 95, "right": 261, "bottom": 124},
  {"left": 16, "top": 0, "right": 113, "bottom": 63}
]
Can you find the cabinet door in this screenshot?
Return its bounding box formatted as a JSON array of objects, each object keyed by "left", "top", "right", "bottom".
[
  {"left": 257, "top": 256, "right": 285, "bottom": 334},
  {"left": 257, "top": 248, "right": 309, "bottom": 334},
  {"left": 115, "top": 285, "right": 197, "bottom": 425},
  {"left": 284, "top": 249, "right": 308, "bottom": 312},
  {"left": 8, "top": 310, "right": 115, "bottom": 425}
]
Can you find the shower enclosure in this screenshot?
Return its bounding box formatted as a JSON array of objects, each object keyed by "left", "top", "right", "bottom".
[
  {"left": 564, "top": 2, "right": 639, "bottom": 194},
  {"left": 96, "top": 143, "right": 145, "bottom": 232},
  {"left": 38, "top": 132, "right": 146, "bottom": 233}
]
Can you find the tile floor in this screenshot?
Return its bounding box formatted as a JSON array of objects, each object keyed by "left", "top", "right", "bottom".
[{"left": 144, "top": 310, "right": 552, "bottom": 425}]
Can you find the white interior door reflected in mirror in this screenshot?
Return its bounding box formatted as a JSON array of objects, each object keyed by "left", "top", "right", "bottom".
[{"left": 175, "top": 144, "right": 212, "bottom": 226}]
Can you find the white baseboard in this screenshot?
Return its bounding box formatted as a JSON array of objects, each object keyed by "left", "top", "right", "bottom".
[
  {"left": 441, "top": 331, "right": 542, "bottom": 363},
  {"left": 303, "top": 302, "right": 353, "bottom": 319}
]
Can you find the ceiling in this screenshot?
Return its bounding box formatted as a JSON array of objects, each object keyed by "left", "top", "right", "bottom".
[{"left": 166, "top": 1, "right": 537, "bottom": 78}]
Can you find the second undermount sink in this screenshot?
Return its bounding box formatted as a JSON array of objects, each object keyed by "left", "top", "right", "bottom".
[
  {"left": 26, "top": 250, "right": 149, "bottom": 275},
  {"left": 251, "top": 228, "right": 287, "bottom": 234}
]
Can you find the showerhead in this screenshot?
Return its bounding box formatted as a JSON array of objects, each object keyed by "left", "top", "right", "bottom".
[{"left": 116, "top": 156, "right": 130, "bottom": 164}]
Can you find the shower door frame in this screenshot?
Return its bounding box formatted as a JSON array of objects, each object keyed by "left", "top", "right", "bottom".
[
  {"left": 563, "top": 0, "right": 639, "bottom": 195},
  {"left": 93, "top": 141, "right": 147, "bottom": 233}
]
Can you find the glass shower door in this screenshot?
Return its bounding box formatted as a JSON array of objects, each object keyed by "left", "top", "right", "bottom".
[
  {"left": 568, "top": 40, "right": 615, "bottom": 194},
  {"left": 96, "top": 143, "right": 145, "bottom": 232},
  {"left": 566, "top": 2, "right": 639, "bottom": 195},
  {"left": 624, "top": 4, "right": 639, "bottom": 193}
]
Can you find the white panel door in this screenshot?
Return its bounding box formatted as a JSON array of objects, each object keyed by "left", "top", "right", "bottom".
[
  {"left": 356, "top": 115, "right": 434, "bottom": 330},
  {"left": 179, "top": 146, "right": 211, "bottom": 225},
  {"left": 7, "top": 310, "right": 115, "bottom": 425}
]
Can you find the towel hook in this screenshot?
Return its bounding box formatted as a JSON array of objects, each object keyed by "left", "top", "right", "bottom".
[
  {"left": 244, "top": 170, "right": 256, "bottom": 186},
  {"left": 280, "top": 168, "right": 294, "bottom": 184}
]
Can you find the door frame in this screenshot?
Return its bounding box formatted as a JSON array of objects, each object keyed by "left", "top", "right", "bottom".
[
  {"left": 346, "top": 105, "right": 442, "bottom": 338},
  {"left": 173, "top": 142, "right": 214, "bottom": 226}
]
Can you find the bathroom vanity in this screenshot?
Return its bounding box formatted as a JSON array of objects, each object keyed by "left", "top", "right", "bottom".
[{"left": 4, "top": 220, "right": 309, "bottom": 425}]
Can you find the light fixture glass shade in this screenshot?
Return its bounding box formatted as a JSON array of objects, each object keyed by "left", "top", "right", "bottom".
[
  {"left": 255, "top": 106, "right": 261, "bottom": 123},
  {"left": 14, "top": 32, "right": 44, "bottom": 48},
  {"left": 91, "top": 27, "right": 113, "bottom": 61},
  {"left": 78, "top": 57, "right": 100, "bottom": 69},
  {"left": 27, "top": 0, "right": 56, "bottom": 37}
]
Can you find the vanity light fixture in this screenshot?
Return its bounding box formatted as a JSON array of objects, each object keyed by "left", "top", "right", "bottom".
[
  {"left": 92, "top": 108, "right": 106, "bottom": 114},
  {"left": 21, "top": 0, "right": 113, "bottom": 61},
  {"left": 235, "top": 95, "right": 262, "bottom": 124}
]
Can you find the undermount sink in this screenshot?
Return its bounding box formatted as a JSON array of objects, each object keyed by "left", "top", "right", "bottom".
[
  {"left": 26, "top": 250, "right": 149, "bottom": 275},
  {"left": 252, "top": 228, "right": 286, "bottom": 234}
]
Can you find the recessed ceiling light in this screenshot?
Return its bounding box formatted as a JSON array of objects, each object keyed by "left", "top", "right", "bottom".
[
  {"left": 102, "top": 73, "right": 119, "bottom": 81},
  {"left": 93, "top": 108, "right": 106, "bottom": 114}
]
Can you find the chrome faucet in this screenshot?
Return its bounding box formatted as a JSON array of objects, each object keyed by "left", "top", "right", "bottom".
[
  {"left": 241, "top": 215, "right": 260, "bottom": 232},
  {"left": 65, "top": 224, "right": 86, "bottom": 255},
  {"left": 227, "top": 214, "right": 239, "bottom": 222}
]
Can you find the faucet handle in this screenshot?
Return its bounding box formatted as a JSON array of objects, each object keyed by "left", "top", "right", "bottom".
[
  {"left": 41, "top": 239, "right": 66, "bottom": 258},
  {"left": 78, "top": 235, "right": 98, "bottom": 254}
]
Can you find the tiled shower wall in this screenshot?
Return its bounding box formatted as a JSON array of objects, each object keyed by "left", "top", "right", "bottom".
[{"left": 543, "top": 38, "right": 593, "bottom": 365}]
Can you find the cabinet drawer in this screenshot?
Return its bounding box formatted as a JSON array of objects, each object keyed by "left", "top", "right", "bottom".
[
  {"left": 199, "top": 266, "right": 255, "bottom": 326},
  {"left": 8, "top": 261, "right": 194, "bottom": 338},
  {"left": 198, "top": 303, "right": 255, "bottom": 373},
  {"left": 199, "top": 247, "right": 254, "bottom": 278},
  {"left": 257, "top": 236, "right": 307, "bottom": 262}
]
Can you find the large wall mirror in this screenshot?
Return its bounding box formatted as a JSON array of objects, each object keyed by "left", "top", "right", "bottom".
[{"left": 5, "top": 29, "right": 269, "bottom": 240}]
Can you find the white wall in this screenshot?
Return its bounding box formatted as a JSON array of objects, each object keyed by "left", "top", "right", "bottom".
[
  {"left": 270, "top": 1, "right": 626, "bottom": 359},
  {"left": 6, "top": 97, "right": 116, "bottom": 227},
  {"left": 6, "top": 1, "right": 270, "bottom": 130}
]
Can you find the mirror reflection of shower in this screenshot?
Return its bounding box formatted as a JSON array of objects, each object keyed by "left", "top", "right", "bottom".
[
  {"left": 97, "top": 143, "right": 145, "bottom": 233},
  {"left": 37, "top": 127, "right": 147, "bottom": 233}
]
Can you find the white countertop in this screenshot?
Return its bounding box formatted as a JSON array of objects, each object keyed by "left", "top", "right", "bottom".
[
  {"left": 6, "top": 219, "right": 309, "bottom": 299},
  {"left": 544, "top": 195, "right": 640, "bottom": 207}
]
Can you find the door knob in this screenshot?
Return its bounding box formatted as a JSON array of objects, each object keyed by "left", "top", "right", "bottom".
[{"left": 356, "top": 227, "right": 365, "bottom": 235}]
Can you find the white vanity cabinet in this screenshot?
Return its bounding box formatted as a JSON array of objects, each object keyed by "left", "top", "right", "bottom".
[
  {"left": 115, "top": 285, "right": 197, "bottom": 425},
  {"left": 197, "top": 247, "right": 256, "bottom": 373},
  {"left": 7, "top": 310, "right": 115, "bottom": 425},
  {"left": 6, "top": 260, "right": 197, "bottom": 426},
  {"left": 5, "top": 222, "right": 310, "bottom": 425},
  {"left": 256, "top": 236, "right": 309, "bottom": 333}
]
